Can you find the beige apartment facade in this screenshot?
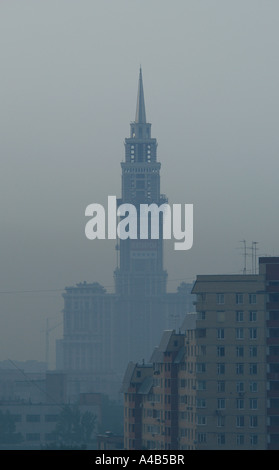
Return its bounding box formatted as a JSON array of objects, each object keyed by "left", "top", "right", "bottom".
[{"left": 190, "top": 274, "right": 267, "bottom": 449}]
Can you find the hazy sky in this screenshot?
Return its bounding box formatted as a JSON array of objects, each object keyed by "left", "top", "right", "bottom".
[{"left": 1, "top": 0, "right": 279, "bottom": 366}]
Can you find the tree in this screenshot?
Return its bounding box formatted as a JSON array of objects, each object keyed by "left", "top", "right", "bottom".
[
  {"left": 54, "top": 405, "right": 96, "bottom": 447},
  {"left": 0, "top": 410, "right": 22, "bottom": 444},
  {"left": 80, "top": 411, "right": 96, "bottom": 443}
]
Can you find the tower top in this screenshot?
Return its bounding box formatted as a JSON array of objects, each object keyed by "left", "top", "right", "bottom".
[{"left": 135, "top": 67, "right": 146, "bottom": 124}]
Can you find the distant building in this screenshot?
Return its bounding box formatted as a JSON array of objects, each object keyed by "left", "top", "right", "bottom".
[
  {"left": 0, "top": 366, "right": 118, "bottom": 449},
  {"left": 97, "top": 431, "right": 123, "bottom": 450},
  {"left": 122, "top": 257, "right": 279, "bottom": 450},
  {"left": 122, "top": 316, "right": 196, "bottom": 450},
  {"left": 57, "top": 282, "right": 118, "bottom": 401},
  {"left": 57, "top": 69, "right": 194, "bottom": 400}
]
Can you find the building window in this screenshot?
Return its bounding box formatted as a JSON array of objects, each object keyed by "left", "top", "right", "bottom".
[
  {"left": 249, "top": 311, "right": 257, "bottom": 322},
  {"left": 236, "top": 293, "right": 244, "bottom": 304},
  {"left": 249, "top": 328, "right": 257, "bottom": 340},
  {"left": 197, "top": 380, "right": 206, "bottom": 390},
  {"left": 237, "top": 434, "right": 245, "bottom": 445},
  {"left": 200, "top": 345, "right": 207, "bottom": 356},
  {"left": 249, "top": 346, "right": 257, "bottom": 357},
  {"left": 197, "top": 415, "right": 207, "bottom": 425},
  {"left": 250, "top": 416, "right": 258, "bottom": 428},
  {"left": 236, "top": 382, "right": 244, "bottom": 393},
  {"left": 198, "top": 433, "right": 207, "bottom": 444},
  {"left": 45, "top": 415, "right": 58, "bottom": 423},
  {"left": 249, "top": 363, "right": 257, "bottom": 375},
  {"left": 236, "top": 346, "right": 244, "bottom": 357},
  {"left": 217, "top": 346, "right": 225, "bottom": 357},
  {"left": 198, "top": 293, "right": 206, "bottom": 302},
  {"left": 217, "top": 381, "right": 225, "bottom": 392},
  {"left": 236, "top": 328, "right": 244, "bottom": 340},
  {"left": 217, "top": 328, "right": 225, "bottom": 340},
  {"left": 180, "top": 395, "right": 187, "bottom": 405},
  {"left": 236, "top": 311, "right": 244, "bottom": 322},
  {"left": 196, "top": 328, "right": 206, "bottom": 338},
  {"left": 249, "top": 398, "right": 258, "bottom": 410},
  {"left": 250, "top": 434, "right": 258, "bottom": 446},
  {"left": 26, "top": 415, "right": 40, "bottom": 423},
  {"left": 236, "top": 415, "right": 245, "bottom": 427},
  {"left": 217, "top": 434, "right": 226, "bottom": 445},
  {"left": 217, "top": 398, "right": 226, "bottom": 409},
  {"left": 196, "top": 363, "right": 206, "bottom": 373},
  {"left": 217, "top": 293, "right": 225, "bottom": 304},
  {"left": 217, "top": 415, "right": 225, "bottom": 427},
  {"left": 196, "top": 398, "right": 207, "bottom": 408},
  {"left": 217, "top": 363, "right": 225, "bottom": 375},
  {"left": 250, "top": 382, "right": 258, "bottom": 392},
  {"left": 197, "top": 311, "right": 206, "bottom": 320},
  {"left": 249, "top": 294, "right": 257, "bottom": 304},
  {"left": 236, "top": 398, "right": 245, "bottom": 409},
  {"left": 236, "top": 363, "right": 244, "bottom": 375},
  {"left": 180, "top": 379, "right": 186, "bottom": 388}
]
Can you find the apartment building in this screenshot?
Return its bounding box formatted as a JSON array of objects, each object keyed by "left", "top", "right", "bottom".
[
  {"left": 191, "top": 273, "right": 266, "bottom": 449},
  {"left": 191, "top": 257, "right": 279, "bottom": 449},
  {"left": 122, "top": 315, "right": 196, "bottom": 450},
  {"left": 122, "top": 257, "right": 279, "bottom": 450},
  {"left": 259, "top": 257, "right": 279, "bottom": 449}
]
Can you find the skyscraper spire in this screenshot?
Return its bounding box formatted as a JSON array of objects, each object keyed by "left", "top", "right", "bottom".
[{"left": 135, "top": 67, "right": 146, "bottom": 123}]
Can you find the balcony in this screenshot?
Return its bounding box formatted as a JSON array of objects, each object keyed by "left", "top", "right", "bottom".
[
  {"left": 267, "top": 320, "right": 279, "bottom": 328},
  {"left": 266, "top": 286, "right": 279, "bottom": 292},
  {"left": 267, "top": 338, "right": 279, "bottom": 346},
  {"left": 268, "top": 408, "right": 279, "bottom": 416},
  {"left": 267, "top": 373, "right": 279, "bottom": 380},
  {"left": 268, "top": 426, "right": 279, "bottom": 433},
  {"left": 267, "top": 303, "right": 279, "bottom": 311},
  {"left": 267, "top": 386, "right": 279, "bottom": 396}
]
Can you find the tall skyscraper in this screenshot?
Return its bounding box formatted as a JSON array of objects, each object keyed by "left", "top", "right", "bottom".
[
  {"left": 113, "top": 69, "right": 192, "bottom": 371},
  {"left": 57, "top": 70, "right": 194, "bottom": 400},
  {"left": 114, "top": 67, "right": 168, "bottom": 298}
]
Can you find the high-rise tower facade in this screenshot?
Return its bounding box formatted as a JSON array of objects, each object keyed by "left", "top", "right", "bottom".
[
  {"left": 111, "top": 68, "right": 192, "bottom": 371},
  {"left": 58, "top": 70, "right": 194, "bottom": 400},
  {"left": 114, "top": 68, "right": 168, "bottom": 298}
]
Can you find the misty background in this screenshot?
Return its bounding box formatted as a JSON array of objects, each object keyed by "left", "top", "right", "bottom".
[{"left": 1, "top": 0, "right": 279, "bottom": 367}]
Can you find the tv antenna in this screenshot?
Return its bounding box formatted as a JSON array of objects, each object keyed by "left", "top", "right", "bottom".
[
  {"left": 240, "top": 240, "right": 247, "bottom": 274},
  {"left": 249, "top": 241, "right": 259, "bottom": 274}
]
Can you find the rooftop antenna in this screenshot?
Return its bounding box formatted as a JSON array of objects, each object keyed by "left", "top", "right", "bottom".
[
  {"left": 248, "top": 241, "right": 259, "bottom": 274},
  {"left": 252, "top": 241, "right": 259, "bottom": 274},
  {"left": 240, "top": 240, "right": 247, "bottom": 274}
]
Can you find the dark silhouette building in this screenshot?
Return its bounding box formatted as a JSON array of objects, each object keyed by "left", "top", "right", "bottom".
[
  {"left": 114, "top": 67, "right": 167, "bottom": 298},
  {"left": 57, "top": 69, "right": 194, "bottom": 400}
]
